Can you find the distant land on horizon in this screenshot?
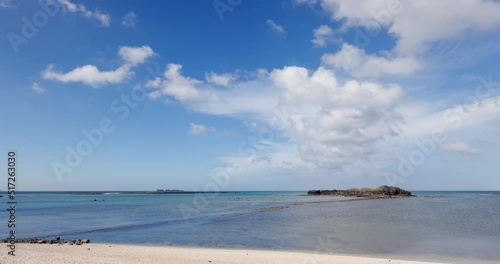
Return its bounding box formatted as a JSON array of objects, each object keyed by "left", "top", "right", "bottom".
[{"left": 3, "top": 189, "right": 500, "bottom": 193}]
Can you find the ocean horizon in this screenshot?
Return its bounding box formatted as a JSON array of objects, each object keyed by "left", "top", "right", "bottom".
[{"left": 2, "top": 190, "right": 499, "bottom": 263}]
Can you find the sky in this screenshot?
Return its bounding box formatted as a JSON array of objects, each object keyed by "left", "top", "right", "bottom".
[{"left": 1, "top": 0, "right": 500, "bottom": 191}]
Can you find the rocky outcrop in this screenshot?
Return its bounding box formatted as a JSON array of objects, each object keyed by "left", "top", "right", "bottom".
[
  {"left": 307, "top": 190, "right": 321, "bottom": 195},
  {"left": 307, "top": 185, "right": 414, "bottom": 198},
  {"left": 1, "top": 237, "right": 90, "bottom": 245}
]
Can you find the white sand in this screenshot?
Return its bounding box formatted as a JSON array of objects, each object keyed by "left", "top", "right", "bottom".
[{"left": 0, "top": 243, "right": 451, "bottom": 264}]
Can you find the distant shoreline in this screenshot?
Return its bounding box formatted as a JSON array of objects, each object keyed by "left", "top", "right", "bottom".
[
  {"left": 0, "top": 191, "right": 241, "bottom": 195},
  {"left": 139, "top": 191, "right": 238, "bottom": 195}
]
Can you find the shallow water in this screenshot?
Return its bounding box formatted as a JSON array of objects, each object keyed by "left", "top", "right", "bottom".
[{"left": 2, "top": 191, "right": 500, "bottom": 263}]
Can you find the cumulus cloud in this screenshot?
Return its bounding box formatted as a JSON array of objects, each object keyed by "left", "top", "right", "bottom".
[
  {"left": 399, "top": 96, "right": 500, "bottom": 140},
  {"left": 162, "top": 64, "right": 500, "bottom": 181},
  {"left": 148, "top": 63, "right": 405, "bottom": 169},
  {"left": 147, "top": 64, "right": 208, "bottom": 102},
  {"left": 312, "top": 25, "right": 335, "bottom": 47},
  {"left": 122, "top": 11, "right": 138, "bottom": 28},
  {"left": 269, "top": 66, "right": 404, "bottom": 167},
  {"left": 146, "top": 77, "right": 162, "bottom": 88},
  {"left": 205, "top": 71, "right": 235, "bottom": 87},
  {"left": 302, "top": 0, "right": 500, "bottom": 55},
  {"left": 292, "top": 0, "right": 500, "bottom": 81},
  {"left": 148, "top": 65, "right": 278, "bottom": 119},
  {"left": 189, "top": 123, "right": 235, "bottom": 136},
  {"left": 42, "top": 45, "right": 156, "bottom": 87},
  {"left": 42, "top": 64, "right": 132, "bottom": 87},
  {"left": 440, "top": 141, "right": 478, "bottom": 154},
  {"left": 56, "top": 0, "right": 111, "bottom": 27},
  {"left": 266, "top": 19, "right": 286, "bottom": 36},
  {"left": 118, "top": 45, "right": 156, "bottom": 65},
  {"left": 189, "top": 123, "right": 211, "bottom": 135},
  {"left": 321, "top": 44, "right": 422, "bottom": 77},
  {"left": 31, "top": 82, "right": 45, "bottom": 94}
]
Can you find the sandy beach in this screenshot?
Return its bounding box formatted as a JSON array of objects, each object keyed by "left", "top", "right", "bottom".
[{"left": 0, "top": 244, "right": 450, "bottom": 264}]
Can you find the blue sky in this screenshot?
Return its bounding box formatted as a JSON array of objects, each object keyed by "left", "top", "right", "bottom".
[{"left": 1, "top": 0, "right": 500, "bottom": 191}]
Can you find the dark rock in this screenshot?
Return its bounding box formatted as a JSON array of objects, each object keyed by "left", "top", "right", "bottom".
[
  {"left": 307, "top": 190, "right": 321, "bottom": 195},
  {"left": 2, "top": 237, "right": 90, "bottom": 246},
  {"left": 307, "top": 186, "right": 414, "bottom": 198}
]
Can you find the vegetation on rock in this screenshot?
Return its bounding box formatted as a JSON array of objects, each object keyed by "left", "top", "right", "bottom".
[{"left": 307, "top": 185, "right": 414, "bottom": 198}]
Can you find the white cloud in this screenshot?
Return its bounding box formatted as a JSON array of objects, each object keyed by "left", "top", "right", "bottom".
[
  {"left": 440, "top": 141, "right": 478, "bottom": 154},
  {"left": 294, "top": 0, "right": 317, "bottom": 5},
  {"left": 189, "top": 123, "right": 218, "bottom": 135},
  {"left": 42, "top": 46, "right": 155, "bottom": 88},
  {"left": 189, "top": 123, "right": 209, "bottom": 135},
  {"left": 269, "top": 66, "right": 404, "bottom": 107},
  {"left": 148, "top": 63, "right": 405, "bottom": 169},
  {"left": 399, "top": 96, "right": 500, "bottom": 140},
  {"left": 269, "top": 66, "right": 404, "bottom": 167},
  {"left": 42, "top": 64, "right": 132, "bottom": 88},
  {"left": 293, "top": 1, "right": 500, "bottom": 80},
  {"left": 31, "top": 82, "right": 45, "bottom": 94},
  {"left": 205, "top": 71, "right": 235, "bottom": 87},
  {"left": 122, "top": 11, "right": 138, "bottom": 28},
  {"left": 244, "top": 121, "right": 265, "bottom": 132},
  {"left": 266, "top": 19, "right": 285, "bottom": 35},
  {"left": 305, "top": 0, "right": 500, "bottom": 55},
  {"left": 312, "top": 25, "right": 335, "bottom": 47},
  {"left": 146, "top": 77, "right": 162, "bottom": 88},
  {"left": 148, "top": 66, "right": 279, "bottom": 119},
  {"left": 56, "top": 0, "right": 111, "bottom": 27},
  {"left": 321, "top": 44, "right": 422, "bottom": 77},
  {"left": 118, "top": 45, "right": 156, "bottom": 66},
  {"left": 0, "top": 0, "right": 12, "bottom": 9},
  {"left": 147, "top": 63, "right": 208, "bottom": 102},
  {"left": 256, "top": 68, "right": 269, "bottom": 77}
]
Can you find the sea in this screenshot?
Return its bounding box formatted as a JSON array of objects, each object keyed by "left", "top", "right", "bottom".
[{"left": 2, "top": 191, "right": 499, "bottom": 263}]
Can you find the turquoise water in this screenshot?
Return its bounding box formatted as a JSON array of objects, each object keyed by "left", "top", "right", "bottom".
[{"left": 2, "top": 191, "right": 499, "bottom": 263}]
